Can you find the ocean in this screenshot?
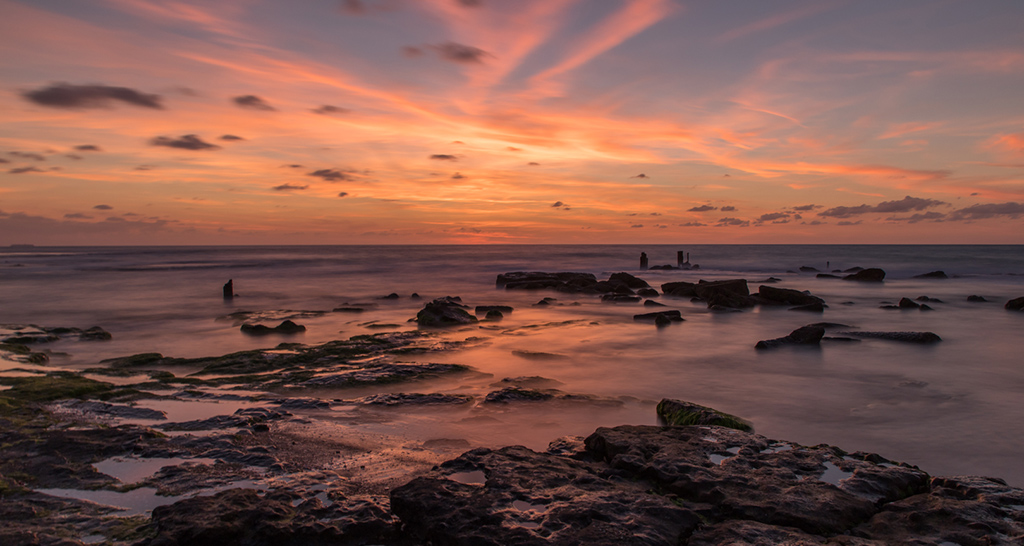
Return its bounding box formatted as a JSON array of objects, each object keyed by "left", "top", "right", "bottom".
[{"left": 3, "top": 244, "right": 1023, "bottom": 485}]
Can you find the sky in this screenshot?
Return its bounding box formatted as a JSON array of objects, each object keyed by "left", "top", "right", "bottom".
[{"left": 1, "top": 0, "right": 1023, "bottom": 245}]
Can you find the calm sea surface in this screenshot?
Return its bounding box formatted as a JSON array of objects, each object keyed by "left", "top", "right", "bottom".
[{"left": 3, "top": 245, "right": 1024, "bottom": 485}]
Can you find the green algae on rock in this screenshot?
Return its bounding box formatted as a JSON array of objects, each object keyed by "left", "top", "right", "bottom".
[{"left": 656, "top": 398, "right": 753, "bottom": 432}]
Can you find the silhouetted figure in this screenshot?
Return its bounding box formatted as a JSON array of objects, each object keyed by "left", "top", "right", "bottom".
[
  {"left": 640, "top": 252, "right": 649, "bottom": 270},
  {"left": 223, "top": 279, "right": 234, "bottom": 300}
]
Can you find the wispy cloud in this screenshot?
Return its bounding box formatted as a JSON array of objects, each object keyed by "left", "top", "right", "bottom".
[{"left": 150, "top": 135, "right": 221, "bottom": 150}]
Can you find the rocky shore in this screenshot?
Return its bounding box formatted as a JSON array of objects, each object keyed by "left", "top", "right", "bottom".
[{"left": 3, "top": 268, "right": 1024, "bottom": 545}]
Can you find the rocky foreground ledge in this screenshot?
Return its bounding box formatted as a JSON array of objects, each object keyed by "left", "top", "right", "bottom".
[{"left": 6, "top": 403, "right": 1020, "bottom": 546}]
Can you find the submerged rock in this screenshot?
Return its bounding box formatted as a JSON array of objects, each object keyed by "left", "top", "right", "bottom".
[
  {"left": 836, "top": 331, "right": 942, "bottom": 343},
  {"left": 1006, "top": 297, "right": 1024, "bottom": 311},
  {"left": 756, "top": 285, "right": 824, "bottom": 306},
  {"left": 416, "top": 296, "right": 478, "bottom": 326},
  {"left": 240, "top": 320, "right": 306, "bottom": 336},
  {"left": 475, "top": 305, "right": 513, "bottom": 315},
  {"left": 843, "top": 268, "right": 886, "bottom": 282},
  {"left": 755, "top": 325, "right": 825, "bottom": 349},
  {"left": 914, "top": 270, "right": 949, "bottom": 279},
  {"left": 354, "top": 392, "right": 473, "bottom": 406},
  {"left": 656, "top": 398, "right": 752, "bottom": 431},
  {"left": 633, "top": 310, "right": 684, "bottom": 323},
  {"left": 967, "top": 295, "right": 989, "bottom": 302},
  {"left": 898, "top": 297, "right": 921, "bottom": 309}
]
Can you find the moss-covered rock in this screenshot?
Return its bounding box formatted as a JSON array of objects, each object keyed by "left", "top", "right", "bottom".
[{"left": 656, "top": 398, "right": 753, "bottom": 432}]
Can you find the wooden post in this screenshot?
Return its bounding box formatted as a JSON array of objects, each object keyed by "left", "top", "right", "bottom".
[
  {"left": 640, "top": 252, "right": 649, "bottom": 270},
  {"left": 677, "top": 251, "right": 684, "bottom": 267}
]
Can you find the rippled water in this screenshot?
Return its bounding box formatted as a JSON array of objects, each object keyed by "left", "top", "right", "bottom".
[{"left": 3, "top": 245, "right": 1024, "bottom": 485}]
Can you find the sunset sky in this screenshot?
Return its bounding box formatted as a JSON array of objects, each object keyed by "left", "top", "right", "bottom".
[{"left": 2, "top": 0, "right": 1023, "bottom": 245}]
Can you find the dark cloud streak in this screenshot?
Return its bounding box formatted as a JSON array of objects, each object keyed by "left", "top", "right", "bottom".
[{"left": 23, "top": 83, "right": 163, "bottom": 109}]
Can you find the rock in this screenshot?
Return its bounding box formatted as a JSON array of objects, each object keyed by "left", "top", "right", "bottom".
[
  {"left": 483, "top": 387, "right": 555, "bottom": 403},
  {"left": 788, "top": 302, "right": 824, "bottom": 312},
  {"left": 916, "top": 296, "right": 943, "bottom": 303},
  {"left": 898, "top": 297, "right": 920, "bottom": 309},
  {"left": 694, "top": 279, "right": 755, "bottom": 309},
  {"left": 381, "top": 292, "right": 400, "bottom": 299},
  {"left": 608, "top": 272, "right": 650, "bottom": 289},
  {"left": 661, "top": 281, "right": 698, "bottom": 297},
  {"left": 496, "top": 272, "right": 598, "bottom": 292},
  {"left": 144, "top": 488, "right": 395, "bottom": 546},
  {"left": 354, "top": 392, "right": 473, "bottom": 406},
  {"left": 844, "top": 266, "right": 864, "bottom": 272},
  {"left": 633, "top": 310, "right": 684, "bottom": 323},
  {"left": 636, "top": 288, "right": 659, "bottom": 297},
  {"left": 485, "top": 310, "right": 504, "bottom": 320},
  {"left": 240, "top": 320, "right": 306, "bottom": 335},
  {"left": 223, "top": 279, "right": 233, "bottom": 299},
  {"left": 755, "top": 325, "right": 825, "bottom": 349},
  {"left": 842, "top": 268, "right": 885, "bottom": 282},
  {"left": 967, "top": 295, "right": 988, "bottom": 302},
  {"left": 78, "top": 326, "right": 112, "bottom": 341},
  {"left": 274, "top": 397, "right": 331, "bottom": 410},
  {"left": 390, "top": 445, "right": 701, "bottom": 546},
  {"left": 816, "top": 273, "right": 840, "bottom": 279},
  {"left": 799, "top": 266, "right": 820, "bottom": 272},
  {"left": 757, "top": 285, "right": 825, "bottom": 306},
  {"left": 656, "top": 398, "right": 752, "bottom": 431},
  {"left": 301, "top": 363, "right": 466, "bottom": 388},
  {"left": 475, "top": 305, "right": 513, "bottom": 315},
  {"left": 410, "top": 292, "right": 421, "bottom": 300},
  {"left": 643, "top": 299, "right": 666, "bottom": 307},
  {"left": 914, "top": 270, "right": 948, "bottom": 279},
  {"left": 50, "top": 399, "right": 167, "bottom": 420},
  {"left": 835, "top": 331, "right": 942, "bottom": 343},
  {"left": 1006, "top": 297, "right": 1024, "bottom": 311},
  {"left": 654, "top": 314, "right": 672, "bottom": 327},
  {"left": 416, "top": 296, "right": 478, "bottom": 326},
  {"left": 601, "top": 294, "right": 641, "bottom": 303},
  {"left": 391, "top": 424, "right": 935, "bottom": 546},
  {"left": 850, "top": 475, "right": 1024, "bottom": 544},
  {"left": 919, "top": 303, "right": 934, "bottom": 311}
]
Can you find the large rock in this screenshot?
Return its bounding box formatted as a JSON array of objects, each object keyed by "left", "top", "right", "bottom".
[
  {"left": 755, "top": 325, "right": 825, "bottom": 349},
  {"left": 144, "top": 488, "right": 394, "bottom": 546},
  {"left": 1006, "top": 297, "right": 1024, "bottom": 311},
  {"left": 607, "top": 272, "right": 650, "bottom": 289},
  {"left": 416, "top": 296, "right": 479, "bottom": 326},
  {"left": 390, "top": 445, "right": 702, "bottom": 546},
  {"left": 496, "top": 272, "right": 598, "bottom": 292},
  {"left": 661, "top": 281, "right": 697, "bottom": 297},
  {"left": 694, "top": 279, "right": 755, "bottom": 309},
  {"left": 633, "top": 310, "right": 684, "bottom": 323},
  {"left": 756, "top": 285, "right": 824, "bottom": 306},
  {"left": 656, "top": 398, "right": 752, "bottom": 431},
  {"left": 843, "top": 268, "right": 886, "bottom": 282},
  {"left": 391, "top": 424, "right": 936, "bottom": 545}
]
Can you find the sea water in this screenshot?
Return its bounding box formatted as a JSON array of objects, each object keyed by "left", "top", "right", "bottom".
[{"left": 2, "top": 245, "right": 1023, "bottom": 485}]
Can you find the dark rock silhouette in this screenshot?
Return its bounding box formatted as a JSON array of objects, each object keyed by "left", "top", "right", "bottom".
[
  {"left": 898, "top": 297, "right": 921, "bottom": 309},
  {"left": 914, "top": 270, "right": 948, "bottom": 279},
  {"left": 967, "top": 295, "right": 988, "bottom": 302},
  {"left": 416, "top": 297, "right": 478, "bottom": 326},
  {"left": 1006, "top": 297, "right": 1024, "bottom": 311},
  {"left": 755, "top": 285, "right": 824, "bottom": 306},
  {"left": 223, "top": 279, "right": 234, "bottom": 299},
  {"left": 843, "top": 268, "right": 885, "bottom": 282},
  {"left": 240, "top": 320, "right": 306, "bottom": 335},
  {"left": 633, "top": 310, "right": 684, "bottom": 323},
  {"left": 755, "top": 325, "right": 825, "bottom": 349}
]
